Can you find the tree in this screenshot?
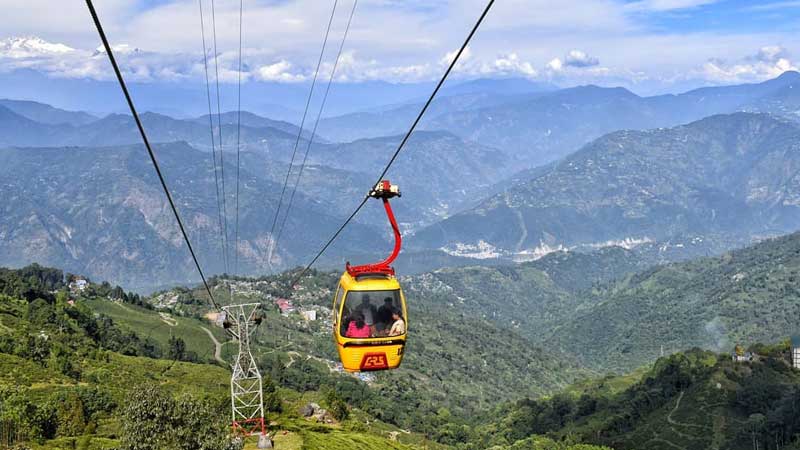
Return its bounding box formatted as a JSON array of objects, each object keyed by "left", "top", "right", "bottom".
[
  {"left": 19, "top": 334, "right": 50, "bottom": 365},
  {"left": 748, "top": 413, "right": 766, "bottom": 450},
  {"left": 324, "top": 389, "right": 349, "bottom": 422},
  {"left": 119, "top": 384, "right": 240, "bottom": 450},
  {"left": 263, "top": 376, "right": 282, "bottom": 414},
  {"left": 26, "top": 299, "right": 55, "bottom": 326},
  {"left": 167, "top": 336, "right": 186, "bottom": 361},
  {"left": 54, "top": 394, "right": 86, "bottom": 437}
]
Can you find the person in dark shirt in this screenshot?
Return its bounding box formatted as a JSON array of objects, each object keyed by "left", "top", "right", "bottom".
[{"left": 377, "top": 297, "right": 394, "bottom": 332}]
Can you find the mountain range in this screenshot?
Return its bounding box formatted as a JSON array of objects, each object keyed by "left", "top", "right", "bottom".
[
  {"left": 5, "top": 72, "right": 800, "bottom": 290},
  {"left": 320, "top": 71, "right": 800, "bottom": 168},
  {"left": 412, "top": 112, "right": 800, "bottom": 265}
]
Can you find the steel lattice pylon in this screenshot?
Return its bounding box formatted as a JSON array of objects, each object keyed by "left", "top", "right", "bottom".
[{"left": 222, "top": 302, "right": 267, "bottom": 438}]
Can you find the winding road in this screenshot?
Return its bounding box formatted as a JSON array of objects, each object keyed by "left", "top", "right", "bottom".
[{"left": 201, "top": 326, "right": 226, "bottom": 365}]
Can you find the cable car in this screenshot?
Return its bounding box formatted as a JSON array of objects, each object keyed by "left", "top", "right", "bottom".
[{"left": 333, "top": 180, "right": 407, "bottom": 372}]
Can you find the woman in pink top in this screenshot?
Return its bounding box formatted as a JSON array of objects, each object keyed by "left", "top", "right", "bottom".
[{"left": 346, "top": 312, "right": 371, "bottom": 338}]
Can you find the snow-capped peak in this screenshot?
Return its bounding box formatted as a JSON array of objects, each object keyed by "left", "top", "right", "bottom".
[{"left": 0, "top": 36, "right": 75, "bottom": 58}]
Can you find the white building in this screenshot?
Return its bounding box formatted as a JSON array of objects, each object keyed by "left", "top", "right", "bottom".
[
  {"left": 69, "top": 278, "right": 88, "bottom": 292},
  {"left": 792, "top": 336, "right": 800, "bottom": 369},
  {"left": 301, "top": 310, "right": 317, "bottom": 321}
]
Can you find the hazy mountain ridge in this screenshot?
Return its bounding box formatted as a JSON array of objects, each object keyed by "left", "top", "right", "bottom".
[
  {"left": 316, "top": 78, "right": 555, "bottom": 142},
  {"left": 0, "top": 107, "right": 307, "bottom": 156},
  {"left": 424, "top": 71, "right": 800, "bottom": 168},
  {"left": 0, "top": 98, "right": 97, "bottom": 126},
  {"left": 7, "top": 73, "right": 800, "bottom": 289},
  {"left": 412, "top": 112, "right": 800, "bottom": 262},
  {"left": 320, "top": 130, "right": 516, "bottom": 225},
  {"left": 0, "top": 142, "right": 386, "bottom": 289}
]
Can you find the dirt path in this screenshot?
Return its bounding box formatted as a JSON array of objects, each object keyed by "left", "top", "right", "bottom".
[
  {"left": 649, "top": 437, "right": 686, "bottom": 450},
  {"left": 668, "top": 391, "right": 710, "bottom": 430},
  {"left": 159, "top": 312, "right": 178, "bottom": 327},
  {"left": 201, "top": 326, "right": 226, "bottom": 365},
  {"left": 285, "top": 351, "right": 299, "bottom": 368}
]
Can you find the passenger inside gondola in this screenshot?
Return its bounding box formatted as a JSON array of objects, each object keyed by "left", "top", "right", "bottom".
[
  {"left": 376, "top": 297, "right": 394, "bottom": 332},
  {"left": 341, "top": 290, "right": 405, "bottom": 338},
  {"left": 387, "top": 308, "right": 405, "bottom": 336},
  {"left": 345, "top": 311, "right": 371, "bottom": 338},
  {"left": 355, "top": 295, "right": 377, "bottom": 334}
]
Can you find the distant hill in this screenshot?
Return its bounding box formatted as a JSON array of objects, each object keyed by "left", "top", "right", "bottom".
[
  {"left": 0, "top": 104, "right": 70, "bottom": 147},
  {"left": 404, "top": 246, "right": 648, "bottom": 346},
  {"left": 322, "top": 130, "right": 517, "bottom": 226},
  {"left": 190, "top": 110, "right": 320, "bottom": 142},
  {"left": 0, "top": 142, "right": 386, "bottom": 289},
  {"left": 425, "top": 71, "right": 800, "bottom": 168},
  {"left": 0, "top": 108, "right": 305, "bottom": 157},
  {"left": 412, "top": 113, "right": 800, "bottom": 263},
  {"left": 317, "top": 78, "right": 555, "bottom": 142},
  {"left": 317, "top": 72, "right": 800, "bottom": 164},
  {"left": 0, "top": 98, "right": 97, "bottom": 126}
]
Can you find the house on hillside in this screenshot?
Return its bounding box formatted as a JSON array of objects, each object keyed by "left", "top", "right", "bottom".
[
  {"left": 732, "top": 345, "right": 754, "bottom": 363},
  {"left": 275, "top": 298, "right": 294, "bottom": 316},
  {"left": 69, "top": 277, "right": 88, "bottom": 293},
  {"left": 792, "top": 336, "right": 800, "bottom": 369},
  {"left": 301, "top": 310, "right": 317, "bottom": 321},
  {"left": 214, "top": 311, "right": 227, "bottom": 328}
]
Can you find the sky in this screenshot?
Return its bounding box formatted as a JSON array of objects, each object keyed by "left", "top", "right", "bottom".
[{"left": 3, "top": 0, "right": 800, "bottom": 94}]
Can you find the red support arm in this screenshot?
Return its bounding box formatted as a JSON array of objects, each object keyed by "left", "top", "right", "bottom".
[{"left": 346, "top": 181, "right": 402, "bottom": 277}]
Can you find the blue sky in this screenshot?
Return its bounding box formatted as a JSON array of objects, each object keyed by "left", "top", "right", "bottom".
[
  {"left": 630, "top": 0, "right": 800, "bottom": 33},
  {"left": 2, "top": 0, "right": 800, "bottom": 94}
]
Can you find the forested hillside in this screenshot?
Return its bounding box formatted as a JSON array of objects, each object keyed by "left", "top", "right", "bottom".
[
  {"left": 549, "top": 230, "right": 800, "bottom": 371},
  {"left": 405, "top": 231, "right": 800, "bottom": 375},
  {"left": 470, "top": 344, "right": 800, "bottom": 450},
  {"left": 8, "top": 226, "right": 800, "bottom": 449}
]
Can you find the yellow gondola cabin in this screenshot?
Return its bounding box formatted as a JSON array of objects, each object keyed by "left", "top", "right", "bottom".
[{"left": 332, "top": 180, "right": 407, "bottom": 372}]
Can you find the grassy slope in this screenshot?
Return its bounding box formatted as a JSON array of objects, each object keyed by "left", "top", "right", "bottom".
[
  {"left": 0, "top": 292, "right": 444, "bottom": 450},
  {"left": 84, "top": 298, "right": 226, "bottom": 362}
]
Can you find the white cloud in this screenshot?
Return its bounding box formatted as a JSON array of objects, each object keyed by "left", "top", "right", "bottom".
[
  {"left": 547, "top": 58, "right": 564, "bottom": 72},
  {"left": 543, "top": 50, "right": 599, "bottom": 76},
  {"left": 486, "top": 53, "right": 537, "bottom": 77},
  {"left": 256, "top": 60, "right": 306, "bottom": 82},
  {"left": 700, "top": 46, "right": 798, "bottom": 83},
  {"left": 564, "top": 50, "right": 599, "bottom": 67},
  {"left": 754, "top": 45, "right": 788, "bottom": 63},
  {"left": 743, "top": 1, "right": 800, "bottom": 12},
  {"left": 1, "top": 0, "right": 800, "bottom": 94}
]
